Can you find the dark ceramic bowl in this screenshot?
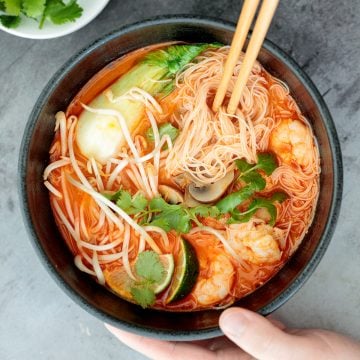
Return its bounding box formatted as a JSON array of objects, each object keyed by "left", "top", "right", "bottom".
[{"left": 19, "top": 16, "right": 342, "bottom": 340}]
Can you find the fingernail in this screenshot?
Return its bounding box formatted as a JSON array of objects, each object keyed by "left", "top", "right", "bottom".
[
  {"left": 220, "top": 309, "right": 248, "bottom": 337},
  {"left": 104, "top": 323, "right": 115, "bottom": 332},
  {"left": 104, "top": 323, "right": 122, "bottom": 336}
]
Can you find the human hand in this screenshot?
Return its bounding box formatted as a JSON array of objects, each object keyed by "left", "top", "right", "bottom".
[{"left": 105, "top": 307, "right": 360, "bottom": 360}]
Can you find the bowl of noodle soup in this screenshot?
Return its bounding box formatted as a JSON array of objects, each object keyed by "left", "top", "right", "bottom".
[{"left": 19, "top": 16, "right": 342, "bottom": 340}]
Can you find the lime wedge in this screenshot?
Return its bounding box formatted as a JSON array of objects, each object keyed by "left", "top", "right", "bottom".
[
  {"left": 166, "top": 238, "right": 199, "bottom": 303},
  {"left": 104, "top": 266, "right": 133, "bottom": 301},
  {"left": 154, "top": 254, "right": 175, "bottom": 294},
  {"left": 104, "top": 253, "right": 174, "bottom": 302}
]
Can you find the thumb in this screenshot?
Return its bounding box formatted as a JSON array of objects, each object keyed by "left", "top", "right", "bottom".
[{"left": 219, "top": 307, "right": 296, "bottom": 360}]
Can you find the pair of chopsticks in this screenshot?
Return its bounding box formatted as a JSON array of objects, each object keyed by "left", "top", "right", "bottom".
[{"left": 212, "top": 0, "right": 280, "bottom": 115}]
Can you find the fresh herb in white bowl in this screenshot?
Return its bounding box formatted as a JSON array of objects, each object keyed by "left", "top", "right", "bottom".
[{"left": 0, "top": 0, "right": 110, "bottom": 39}]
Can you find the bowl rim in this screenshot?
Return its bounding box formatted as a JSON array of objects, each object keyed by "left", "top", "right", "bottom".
[{"left": 18, "top": 15, "right": 343, "bottom": 340}]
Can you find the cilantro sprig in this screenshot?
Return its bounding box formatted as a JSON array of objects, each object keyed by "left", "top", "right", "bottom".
[
  {"left": 130, "top": 251, "right": 165, "bottom": 308},
  {"left": 104, "top": 189, "right": 219, "bottom": 234},
  {"left": 229, "top": 192, "right": 288, "bottom": 226},
  {"left": 105, "top": 152, "right": 279, "bottom": 234},
  {"left": 0, "top": 0, "right": 83, "bottom": 29},
  {"left": 149, "top": 197, "right": 219, "bottom": 233},
  {"left": 216, "top": 152, "right": 279, "bottom": 217}
]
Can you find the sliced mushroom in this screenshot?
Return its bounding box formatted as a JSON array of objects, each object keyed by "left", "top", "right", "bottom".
[
  {"left": 188, "top": 170, "right": 235, "bottom": 204},
  {"left": 173, "top": 173, "right": 191, "bottom": 189},
  {"left": 158, "top": 185, "right": 184, "bottom": 204},
  {"left": 184, "top": 187, "right": 202, "bottom": 208}
]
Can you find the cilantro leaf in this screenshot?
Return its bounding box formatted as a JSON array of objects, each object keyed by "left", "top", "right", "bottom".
[
  {"left": 147, "top": 217, "right": 171, "bottom": 232},
  {"left": 116, "top": 190, "right": 132, "bottom": 211},
  {"left": 190, "top": 205, "right": 220, "bottom": 218},
  {"left": 130, "top": 285, "right": 156, "bottom": 309},
  {"left": 143, "top": 43, "right": 221, "bottom": 75},
  {"left": 230, "top": 199, "right": 277, "bottom": 226},
  {"left": 150, "top": 207, "right": 191, "bottom": 234},
  {"left": 22, "top": 0, "right": 46, "bottom": 17},
  {"left": 135, "top": 251, "right": 165, "bottom": 283},
  {"left": 108, "top": 190, "right": 149, "bottom": 215},
  {"left": 102, "top": 191, "right": 120, "bottom": 201},
  {"left": 41, "top": 0, "right": 82, "bottom": 28},
  {"left": 3, "top": 0, "right": 21, "bottom": 15},
  {"left": 149, "top": 197, "right": 171, "bottom": 212},
  {"left": 148, "top": 197, "right": 195, "bottom": 233},
  {"left": 222, "top": 152, "right": 278, "bottom": 215},
  {"left": 146, "top": 123, "right": 179, "bottom": 143},
  {"left": 129, "top": 250, "right": 170, "bottom": 308},
  {"left": 256, "top": 153, "right": 278, "bottom": 176},
  {"left": 0, "top": 14, "right": 20, "bottom": 27},
  {"left": 270, "top": 191, "right": 288, "bottom": 203},
  {"left": 228, "top": 192, "right": 288, "bottom": 226},
  {"left": 241, "top": 171, "right": 266, "bottom": 191},
  {"left": 236, "top": 152, "right": 278, "bottom": 178},
  {"left": 216, "top": 185, "right": 255, "bottom": 214},
  {"left": 132, "top": 193, "right": 148, "bottom": 211},
  {"left": 235, "top": 158, "right": 253, "bottom": 173}
]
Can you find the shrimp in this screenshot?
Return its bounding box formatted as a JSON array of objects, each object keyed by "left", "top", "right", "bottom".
[
  {"left": 269, "top": 118, "right": 313, "bottom": 167},
  {"left": 226, "top": 220, "right": 284, "bottom": 265},
  {"left": 192, "top": 252, "right": 234, "bottom": 306}
]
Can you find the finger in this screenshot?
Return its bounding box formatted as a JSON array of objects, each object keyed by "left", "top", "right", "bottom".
[
  {"left": 192, "top": 336, "right": 240, "bottom": 351},
  {"left": 194, "top": 337, "right": 253, "bottom": 360},
  {"left": 219, "top": 308, "right": 298, "bottom": 360},
  {"left": 267, "top": 315, "right": 286, "bottom": 330},
  {"left": 104, "top": 323, "right": 216, "bottom": 360}
]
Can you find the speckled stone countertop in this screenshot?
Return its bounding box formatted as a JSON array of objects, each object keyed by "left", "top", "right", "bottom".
[{"left": 0, "top": 1, "right": 359, "bottom": 359}]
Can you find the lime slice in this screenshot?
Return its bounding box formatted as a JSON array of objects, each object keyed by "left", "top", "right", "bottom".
[
  {"left": 166, "top": 238, "right": 199, "bottom": 303},
  {"left": 104, "top": 266, "right": 133, "bottom": 301},
  {"left": 103, "top": 253, "right": 174, "bottom": 302},
  {"left": 154, "top": 254, "right": 175, "bottom": 294}
]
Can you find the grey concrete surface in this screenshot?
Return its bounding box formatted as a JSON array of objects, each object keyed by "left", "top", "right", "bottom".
[{"left": 0, "top": 1, "right": 359, "bottom": 359}]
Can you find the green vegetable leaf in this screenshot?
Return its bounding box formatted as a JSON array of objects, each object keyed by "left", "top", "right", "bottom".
[
  {"left": 132, "top": 193, "right": 148, "bottom": 211},
  {"left": 256, "top": 153, "right": 278, "bottom": 176},
  {"left": 231, "top": 199, "right": 277, "bottom": 226},
  {"left": 0, "top": 14, "right": 20, "bottom": 27},
  {"left": 235, "top": 158, "right": 253, "bottom": 173},
  {"left": 146, "top": 122, "right": 179, "bottom": 143},
  {"left": 116, "top": 190, "right": 132, "bottom": 211},
  {"left": 135, "top": 250, "right": 165, "bottom": 283},
  {"left": 102, "top": 191, "right": 120, "bottom": 201},
  {"left": 0, "top": 2, "right": 6, "bottom": 11},
  {"left": 190, "top": 205, "right": 220, "bottom": 218},
  {"left": 227, "top": 192, "right": 287, "bottom": 226},
  {"left": 42, "top": 0, "right": 82, "bottom": 28},
  {"left": 3, "top": 0, "right": 21, "bottom": 15},
  {"left": 149, "top": 197, "right": 170, "bottom": 212},
  {"left": 148, "top": 197, "right": 195, "bottom": 233},
  {"left": 107, "top": 190, "right": 149, "bottom": 215},
  {"left": 147, "top": 217, "right": 171, "bottom": 232},
  {"left": 236, "top": 152, "right": 278, "bottom": 178},
  {"left": 216, "top": 185, "right": 255, "bottom": 214},
  {"left": 151, "top": 207, "right": 191, "bottom": 234},
  {"left": 241, "top": 171, "right": 266, "bottom": 191},
  {"left": 270, "top": 191, "right": 288, "bottom": 203},
  {"left": 130, "top": 285, "right": 156, "bottom": 309},
  {"left": 22, "top": 0, "right": 46, "bottom": 17},
  {"left": 143, "top": 43, "right": 221, "bottom": 75}
]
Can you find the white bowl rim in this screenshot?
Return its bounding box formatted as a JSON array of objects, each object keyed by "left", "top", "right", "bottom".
[{"left": 0, "top": 0, "right": 110, "bottom": 39}]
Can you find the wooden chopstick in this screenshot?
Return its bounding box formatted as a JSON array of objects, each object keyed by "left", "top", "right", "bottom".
[
  {"left": 212, "top": 0, "right": 260, "bottom": 113},
  {"left": 213, "top": 0, "right": 280, "bottom": 115}
]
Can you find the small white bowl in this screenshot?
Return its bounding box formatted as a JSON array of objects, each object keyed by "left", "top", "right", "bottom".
[{"left": 0, "top": 0, "right": 110, "bottom": 39}]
